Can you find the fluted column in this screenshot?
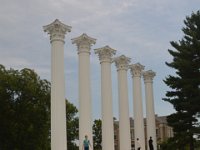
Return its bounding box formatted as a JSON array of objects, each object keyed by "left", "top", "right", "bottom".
[
  {"left": 129, "top": 63, "right": 145, "bottom": 150},
  {"left": 43, "top": 19, "right": 71, "bottom": 150},
  {"left": 72, "top": 33, "right": 96, "bottom": 150},
  {"left": 94, "top": 46, "right": 116, "bottom": 150},
  {"left": 143, "top": 70, "right": 157, "bottom": 150},
  {"left": 113, "top": 55, "right": 131, "bottom": 150}
]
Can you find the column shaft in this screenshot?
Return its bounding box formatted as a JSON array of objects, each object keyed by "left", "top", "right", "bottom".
[
  {"left": 133, "top": 76, "right": 145, "bottom": 149},
  {"left": 79, "top": 51, "right": 93, "bottom": 148},
  {"left": 143, "top": 70, "right": 157, "bottom": 150},
  {"left": 118, "top": 69, "right": 131, "bottom": 150},
  {"left": 51, "top": 40, "right": 67, "bottom": 150},
  {"left": 101, "top": 62, "right": 115, "bottom": 150}
]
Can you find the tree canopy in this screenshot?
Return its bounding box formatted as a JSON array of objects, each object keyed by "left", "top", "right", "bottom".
[
  {"left": 66, "top": 100, "right": 79, "bottom": 150},
  {"left": 163, "top": 10, "right": 200, "bottom": 150},
  {"left": 0, "top": 65, "right": 78, "bottom": 150},
  {"left": 93, "top": 119, "right": 102, "bottom": 150},
  {"left": 0, "top": 65, "right": 51, "bottom": 150}
]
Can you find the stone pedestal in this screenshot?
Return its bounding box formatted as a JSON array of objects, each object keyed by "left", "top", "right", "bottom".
[
  {"left": 43, "top": 19, "right": 71, "bottom": 150},
  {"left": 129, "top": 63, "right": 145, "bottom": 150},
  {"left": 94, "top": 46, "right": 116, "bottom": 150},
  {"left": 72, "top": 33, "right": 96, "bottom": 150},
  {"left": 113, "top": 55, "right": 131, "bottom": 150},
  {"left": 143, "top": 70, "right": 157, "bottom": 150}
]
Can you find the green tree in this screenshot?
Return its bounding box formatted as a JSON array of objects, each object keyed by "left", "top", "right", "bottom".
[
  {"left": 0, "top": 65, "right": 50, "bottom": 150},
  {"left": 0, "top": 65, "right": 79, "bottom": 150},
  {"left": 93, "top": 119, "right": 102, "bottom": 150},
  {"left": 160, "top": 137, "right": 177, "bottom": 150},
  {"left": 160, "top": 137, "right": 189, "bottom": 150},
  {"left": 66, "top": 100, "right": 79, "bottom": 150},
  {"left": 163, "top": 11, "right": 200, "bottom": 150}
]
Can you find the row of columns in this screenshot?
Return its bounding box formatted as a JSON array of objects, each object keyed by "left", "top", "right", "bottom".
[{"left": 43, "top": 19, "right": 157, "bottom": 150}]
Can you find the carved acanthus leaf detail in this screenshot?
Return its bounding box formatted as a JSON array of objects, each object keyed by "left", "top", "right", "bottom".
[
  {"left": 43, "top": 19, "right": 71, "bottom": 42},
  {"left": 113, "top": 55, "right": 131, "bottom": 71},
  {"left": 94, "top": 45, "right": 116, "bottom": 63},
  {"left": 72, "top": 33, "right": 96, "bottom": 50},
  {"left": 129, "top": 63, "right": 145, "bottom": 77},
  {"left": 143, "top": 70, "right": 156, "bottom": 82}
]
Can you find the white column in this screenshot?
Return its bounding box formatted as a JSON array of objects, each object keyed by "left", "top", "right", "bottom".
[
  {"left": 113, "top": 55, "right": 131, "bottom": 150},
  {"left": 43, "top": 19, "right": 71, "bottom": 150},
  {"left": 129, "top": 63, "right": 145, "bottom": 150},
  {"left": 72, "top": 33, "right": 96, "bottom": 150},
  {"left": 94, "top": 46, "right": 116, "bottom": 150},
  {"left": 143, "top": 70, "right": 157, "bottom": 150}
]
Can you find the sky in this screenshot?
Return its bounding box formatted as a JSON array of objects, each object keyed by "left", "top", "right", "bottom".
[{"left": 0, "top": 0, "right": 200, "bottom": 120}]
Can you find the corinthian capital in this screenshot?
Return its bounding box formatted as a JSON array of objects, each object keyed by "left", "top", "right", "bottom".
[
  {"left": 143, "top": 70, "right": 156, "bottom": 83},
  {"left": 94, "top": 45, "right": 116, "bottom": 63},
  {"left": 72, "top": 33, "right": 96, "bottom": 54},
  {"left": 129, "top": 63, "right": 145, "bottom": 77},
  {"left": 43, "top": 19, "right": 71, "bottom": 43},
  {"left": 113, "top": 55, "right": 131, "bottom": 71}
]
